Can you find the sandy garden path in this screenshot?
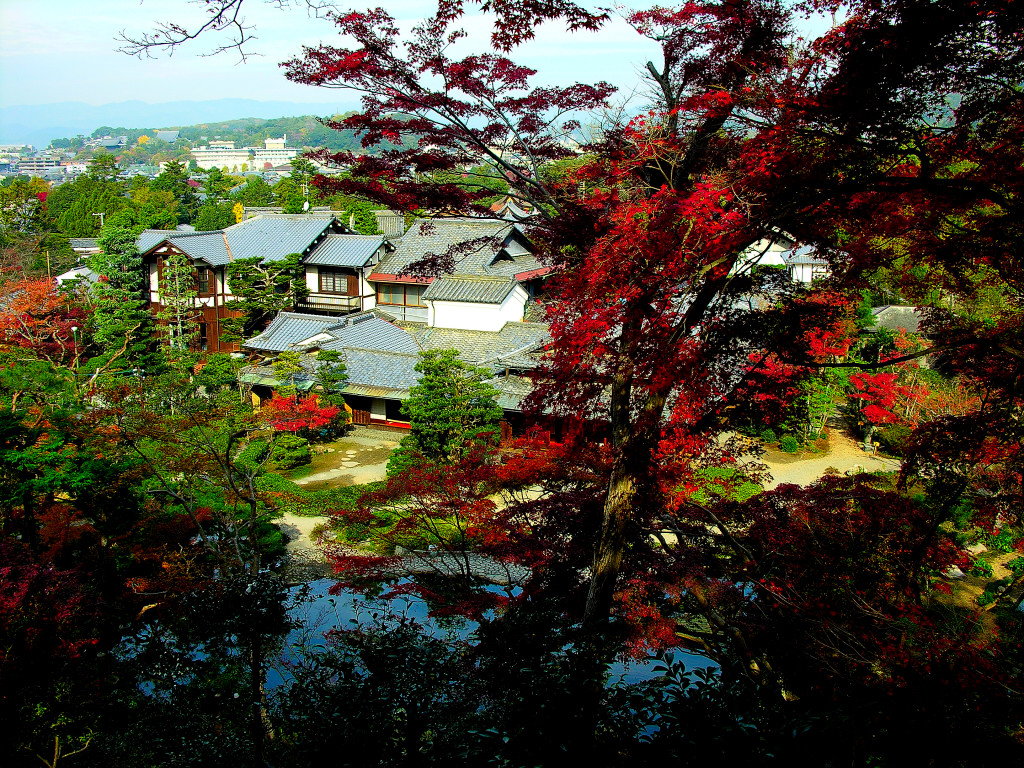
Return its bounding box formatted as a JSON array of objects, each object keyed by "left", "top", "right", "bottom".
[
  {"left": 760, "top": 431, "right": 899, "bottom": 489},
  {"left": 289, "top": 429, "right": 402, "bottom": 489},
  {"left": 276, "top": 428, "right": 403, "bottom": 578}
]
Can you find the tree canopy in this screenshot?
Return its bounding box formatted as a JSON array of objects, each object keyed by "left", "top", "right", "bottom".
[{"left": 5, "top": 1, "right": 1024, "bottom": 766}]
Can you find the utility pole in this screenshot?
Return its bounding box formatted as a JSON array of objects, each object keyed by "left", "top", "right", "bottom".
[{"left": 92, "top": 211, "right": 105, "bottom": 230}]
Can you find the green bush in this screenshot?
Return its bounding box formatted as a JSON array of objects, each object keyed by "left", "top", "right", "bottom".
[
  {"left": 778, "top": 435, "right": 800, "bottom": 453},
  {"left": 968, "top": 558, "right": 994, "bottom": 579},
  {"left": 977, "top": 578, "right": 1010, "bottom": 607},
  {"left": 236, "top": 439, "right": 270, "bottom": 473},
  {"left": 271, "top": 434, "right": 311, "bottom": 470},
  {"left": 875, "top": 423, "right": 914, "bottom": 456},
  {"left": 988, "top": 528, "right": 1017, "bottom": 553},
  {"left": 759, "top": 427, "right": 776, "bottom": 444}
]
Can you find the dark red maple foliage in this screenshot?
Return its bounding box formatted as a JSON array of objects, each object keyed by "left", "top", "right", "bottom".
[{"left": 285, "top": 0, "right": 1024, "bottom": 732}]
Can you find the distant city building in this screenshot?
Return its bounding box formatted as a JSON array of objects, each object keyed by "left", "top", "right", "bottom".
[
  {"left": 253, "top": 135, "right": 299, "bottom": 169},
  {"left": 17, "top": 156, "right": 62, "bottom": 174},
  {"left": 191, "top": 140, "right": 253, "bottom": 171},
  {"left": 153, "top": 130, "right": 180, "bottom": 143}
]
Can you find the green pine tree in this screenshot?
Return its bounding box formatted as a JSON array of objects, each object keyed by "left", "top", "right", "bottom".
[
  {"left": 223, "top": 253, "right": 308, "bottom": 343},
  {"left": 388, "top": 349, "right": 503, "bottom": 474},
  {"left": 89, "top": 217, "right": 159, "bottom": 375}
]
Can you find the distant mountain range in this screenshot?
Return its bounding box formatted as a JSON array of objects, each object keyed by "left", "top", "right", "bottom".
[{"left": 0, "top": 99, "right": 358, "bottom": 149}]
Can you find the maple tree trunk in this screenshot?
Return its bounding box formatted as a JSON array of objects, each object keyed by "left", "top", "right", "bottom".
[{"left": 583, "top": 461, "right": 636, "bottom": 630}]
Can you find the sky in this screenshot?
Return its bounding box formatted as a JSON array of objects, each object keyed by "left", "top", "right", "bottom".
[{"left": 0, "top": 0, "right": 664, "bottom": 109}]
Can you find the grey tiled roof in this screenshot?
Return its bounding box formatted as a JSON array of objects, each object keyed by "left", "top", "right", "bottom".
[
  {"left": 342, "top": 348, "right": 421, "bottom": 393},
  {"left": 489, "top": 374, "right": 534, "bottom": 412},
  {"left": 142, "top": 228, "right": 232, "bottom": 264},
  {"left": 317, "top": 314, "right": 421, "bottom": 355},
  {"left": 68, "top": 238, "right": 99, "bottom": 250},
  {"left": 244, "top": 310, "right": 422, "bottom": 356},
  {"left": 422, "top": 276, "right": 518, "bottom": 304},
  {"left": 224, "top": 214, "right": 340, "bottom": 265},
  {"left": 242, "top": 310, "right": 548, "bottom": 405},
  {"left": 405, "top": 321, "right": 548, "bottom": 366},
  {"left": 304, "top": 235, "right": 385, "bottom": 267},
  {"left": 782, "top": 244, "right": 829, "bottom": 265},
  {"left": 372, "top": 217, "right": 542, "bottom": 280},
  {"left": 244, "top": 312, "right": 341, "bottom": 353},
  {"left": 138, "top": 214, "right": 344, "bottom": 267}
]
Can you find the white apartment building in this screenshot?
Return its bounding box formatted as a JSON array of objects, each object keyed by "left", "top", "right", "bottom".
[
  {"left": 253, "top": 136, "right": 299, "bottom": 169},
  {"left": 191, "top": 141, "right": 253, "bottom": 171}
]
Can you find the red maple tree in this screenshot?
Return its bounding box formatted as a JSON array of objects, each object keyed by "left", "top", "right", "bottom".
[{"left": 282, "top": 2, "right": 1024, "bottom": 745}]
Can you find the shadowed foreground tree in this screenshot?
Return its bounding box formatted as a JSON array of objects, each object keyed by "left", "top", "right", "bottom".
[
  {"left": 280, "top": 0, "right": 1024, "bottom": 756},
  {"left": 7, "top": 1, "right": 1013, "bottom": 764}
]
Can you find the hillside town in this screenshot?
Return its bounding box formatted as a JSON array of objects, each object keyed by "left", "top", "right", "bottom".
[{"left": 2, "top": 2, "right": 1023, "bottom": 767}]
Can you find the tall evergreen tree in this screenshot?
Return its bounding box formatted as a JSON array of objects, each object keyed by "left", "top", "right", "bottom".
[
  {"left": 388, "top": 349, "right": 503, "bottom": 474},
  {"left": 157, "top": 250, "right": 200, "bottom": 354},
  {"left": 223, "top": 253, "right": 308, "bottom": 343},
  {"left": 90, "top": 216, "right": 159, "bottom": 375}
]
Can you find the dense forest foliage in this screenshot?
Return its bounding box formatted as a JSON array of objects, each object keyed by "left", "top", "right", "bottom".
[
  {"left": 45, "top": 113, "right": 377, "bottom": 167},
  {"left": 4, "top": 1, "right": 1024, "bottom": 766}
]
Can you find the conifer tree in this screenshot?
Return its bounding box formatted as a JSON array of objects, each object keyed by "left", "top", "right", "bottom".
[
  {"left": 389, "top": 349, "right": 502, "bottom": 473},
  {"left": 90, "top": 217, "right": 158, "bottom": 375},
  {"left": 156, "top": 250, "right": 200, "bottom": 354}
]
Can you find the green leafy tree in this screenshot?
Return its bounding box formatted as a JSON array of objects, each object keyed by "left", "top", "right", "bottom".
[
  {"left": 46, "top": 175, "right": 127, "bottom": 237},
  {"left": 201, "top": 167, "right": 236, "bottom": 202},
  {"left": 271, "top": 351, "right": 304, "bottom": 398},
  {"left": 275, "top": 158, "right": 319, "bottom": 214},
  {"left": 388, "top": 349, "right": 502, "bottom": 474},
  {"left": 313, "top": 349, "right": 349, "bottom": 408},
  {"left": 194, "top": 201, "right": 236, "bottom": 231},
  {"left": 232, "top": 176, "right": 275, "bottom": 208},
  {"left": 87, "top": 152, "right": 122, "bottom": 182},
  {"left": 89, "top": 218, "right": 159, "bottom": 374},
  {"left": 127, "top": 183, "right": 179, "bottom": 230},
  {"left": 223, "top": 253, "right": 308, "bottom": 343},
  {"left": 151, "top": 160, "right": 199, "bottom": 223}
]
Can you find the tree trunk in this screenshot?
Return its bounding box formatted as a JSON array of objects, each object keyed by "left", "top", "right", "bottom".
[{"left": 583, "top": 461, "right": 635, "bottom": 630}]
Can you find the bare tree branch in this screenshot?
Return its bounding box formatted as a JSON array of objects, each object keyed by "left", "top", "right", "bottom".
[{"left": 116, "top": 0, "right": 337, "bottom": 61}]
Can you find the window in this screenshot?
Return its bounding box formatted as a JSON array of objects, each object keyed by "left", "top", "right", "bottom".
[
  {"left": 405, "top": 284, "right": 426, "bottom": 307},
  {"left": 196, "top": 267, "right": 211, "bottom": 295},
  {"left": 319, "top": 268, "right": 357, "bottom": 295},
  {"left": 377, "top": 282, "right": 426, "bottom": 306}
]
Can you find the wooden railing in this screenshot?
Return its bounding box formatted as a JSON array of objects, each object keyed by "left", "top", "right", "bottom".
[{"left": 296, "top": 294, "right": 362, "bottom": 314}]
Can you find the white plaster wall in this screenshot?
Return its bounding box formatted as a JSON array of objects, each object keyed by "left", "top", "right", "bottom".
[
  {"left": 149, "top": 262, "right": 159, "bottom": 302},
  {"left": 429, "top": 285, "right": 527, "bottom": 332},
  {"left": 360, "top": 267, "right": 376, "bottom": 307},
  {"left": 219, "top": 268, "right": 234, "bottom": 298},
  {"left": 791, "top": 263, "right": 815, "bottom": 283},
  {"left": 733, "top": 238, "right": 789, "bottom": 274},
  {"left": 305, "top": 266, "right": 319, "bottom": 292}
]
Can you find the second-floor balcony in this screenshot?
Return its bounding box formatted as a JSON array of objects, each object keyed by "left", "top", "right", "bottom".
[{"left": 296, "top": 293, "right": 363, "bottom": 315}]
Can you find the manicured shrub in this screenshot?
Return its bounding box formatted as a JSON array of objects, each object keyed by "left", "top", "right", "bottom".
[
  {"left": 271, "top": 434, "right": 311, "bottom": 470},
  {"left": 778, "top": 435, "right": 800, "bottom": 453},
  {"left": 236, "top": 439, "right": 271, "bottom": 473},
  {"left": 876, "top": 423, "right": 914, "bottom": 456},
  {"left": 759, "top": 427, "right": 776, "bottom": 444}
]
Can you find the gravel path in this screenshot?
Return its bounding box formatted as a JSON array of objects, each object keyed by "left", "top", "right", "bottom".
[
  {"left": 761, "top": 431, "right": 899, "bottom": 489},
  {"left": 290, "top": 429, "right": 402, "bottom": 489}
]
